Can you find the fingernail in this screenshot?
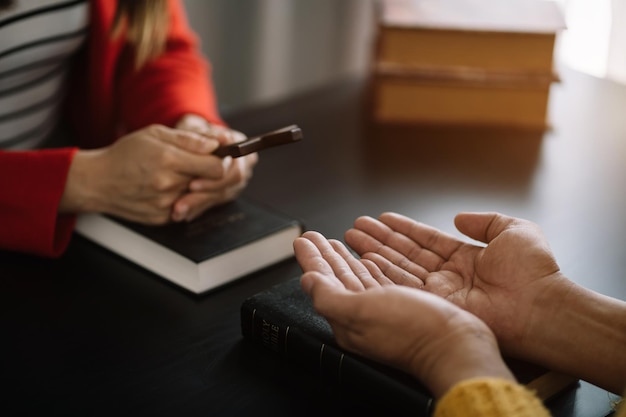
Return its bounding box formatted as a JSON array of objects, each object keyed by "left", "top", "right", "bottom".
[
  {"left": 173, "top": 205, "right": 188, "bottom": 222},
  {"left": 189, "top": 180, "right": 201, "bottom": 191},
  {"left": 222, "top": 155, "right": 232, "bottom": 171},
  {"left": 203, "top": 138, "right": 219, "bottom": 152}
]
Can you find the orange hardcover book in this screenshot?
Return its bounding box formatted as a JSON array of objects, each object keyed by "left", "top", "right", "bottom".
[{"left": 375, "top": 0, "right": 566, "bottom": 74}]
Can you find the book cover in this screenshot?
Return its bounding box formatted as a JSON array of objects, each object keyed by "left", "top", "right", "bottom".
[
  {"left": 75, "top": 199, "right": 303, "bottom": 294},
  {"left": 380, "top": 0, "right": 566, "bottom": 34},
  {"left": 374, "top": 0, "right": 566, "bottom": 75},
  {"left": 241, "top": 276, "right": 578, "bottom": 415},
  {"left": 370, "top": 72, "right": 552, "bottom": 129}
]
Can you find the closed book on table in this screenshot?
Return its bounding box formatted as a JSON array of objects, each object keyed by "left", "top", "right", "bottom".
[
  {"left": 375, "top": 0, "right": 565, "bottom": 73},
  {"left": 372, "top": 65, "right": 553, "bottom": 128},
  {"left": 370, "top": 0, "right": 566, "bottom": 128},
  {"left": 241, "top": 276, "right": 579, "bottom": 416},
  {"left": 75, "top": 198, "right": 303, "bottom": 294}
]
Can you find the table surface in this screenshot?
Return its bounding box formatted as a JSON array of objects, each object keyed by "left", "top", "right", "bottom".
[{"left": 1, "top": 66, "right": 624, "bottom": 416}]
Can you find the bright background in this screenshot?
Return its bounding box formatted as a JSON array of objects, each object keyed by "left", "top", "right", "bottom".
[
  {"left": 555, "top": 0, "right": 626, "bottom": 84},
  {"left": 182, "top": 0, "right": 626, "bottom": 114}
]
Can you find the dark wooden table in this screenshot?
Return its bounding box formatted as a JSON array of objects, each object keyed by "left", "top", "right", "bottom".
[{"left": 1, "top": 66, "right": 624, "bottom": 416}]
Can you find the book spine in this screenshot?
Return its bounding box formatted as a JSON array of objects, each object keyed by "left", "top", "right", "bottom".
[{"left": 240, "top": 301, "right": 434, "bottom": 416}]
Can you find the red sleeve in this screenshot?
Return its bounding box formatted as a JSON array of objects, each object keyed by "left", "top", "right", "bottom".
[
  {"left": 0, "top": 148, "right": 78, "bottom": 257},
  {"left": 116, "top": 0, "right": 225, "bottom": 131}
]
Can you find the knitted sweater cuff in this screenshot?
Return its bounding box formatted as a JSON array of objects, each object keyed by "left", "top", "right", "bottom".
[{"left": 434, "top": 377, "right": 551, "bottom": 417}]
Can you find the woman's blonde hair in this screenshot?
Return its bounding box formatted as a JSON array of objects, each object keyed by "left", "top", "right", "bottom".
[{"left": 112, "top": 0, "right": 169, "bottom": 69}]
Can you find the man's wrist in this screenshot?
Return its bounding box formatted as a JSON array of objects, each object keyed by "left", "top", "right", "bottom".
[
  {"left": 430, "top": 352, "right": 515, "bottom": 399},
  {"left": 419, "top": 329, "right": 515, "bottom": 399}
]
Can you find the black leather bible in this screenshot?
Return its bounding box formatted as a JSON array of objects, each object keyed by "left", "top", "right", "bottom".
[
  {"left": 241, "top": 276, "right": 435, "bottom": 416},
  {"left": 241, "top": 276, "right": 579, "bottom": 415},
  {"left": 75, "top": 199, "right": 303, "bottom": 294}
]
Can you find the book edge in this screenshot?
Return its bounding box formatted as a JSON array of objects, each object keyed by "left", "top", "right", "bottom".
[
  {"left": 379, "top": 0, "right": 567, "bottom": 34},
  {"left": 75, "top": 213, "right": 302, "bottom": 294},
  {"left": 196, "top": 223, "right": 302, "bottom": 292}
]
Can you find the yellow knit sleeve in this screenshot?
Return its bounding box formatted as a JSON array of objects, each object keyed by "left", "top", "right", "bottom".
[
  {"left": 434, "top": 378, "right": 551, "bottom": 417},
  {"left": 615, "top": 396, "right": 625, "bottom": 417}
]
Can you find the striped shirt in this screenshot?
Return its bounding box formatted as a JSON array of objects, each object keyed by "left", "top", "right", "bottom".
[{"left": 0, "top": 0, "right": 88, "bottom": 150}]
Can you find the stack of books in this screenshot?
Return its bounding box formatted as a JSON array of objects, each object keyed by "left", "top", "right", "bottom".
[{"left": 369, "top": 0, "right": 566, "bottom": 130}]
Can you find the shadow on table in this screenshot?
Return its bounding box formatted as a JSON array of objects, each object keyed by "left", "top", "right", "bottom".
[{"left": 360, "top": 122, "right": 544, "bottom": 190}]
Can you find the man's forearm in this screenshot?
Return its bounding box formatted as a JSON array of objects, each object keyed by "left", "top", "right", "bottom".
[{"left": 527, "top": 279, "right": 626, "bottom": 394}]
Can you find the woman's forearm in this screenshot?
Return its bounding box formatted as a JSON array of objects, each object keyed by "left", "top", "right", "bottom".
[{"left": 58, "top": 149, "right": 105, "bottom": 214}]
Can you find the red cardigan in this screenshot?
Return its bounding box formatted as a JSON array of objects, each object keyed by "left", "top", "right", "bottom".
[{"left": 0, "top": 0, "right": 224, "bottom": 257}]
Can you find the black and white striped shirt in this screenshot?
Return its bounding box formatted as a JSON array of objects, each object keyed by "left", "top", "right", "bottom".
[{"left": 0, "top": 0, "right": 88, "bottom": 150}]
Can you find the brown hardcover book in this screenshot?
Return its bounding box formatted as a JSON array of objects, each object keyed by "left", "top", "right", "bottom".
[{"left": 375, "top": 0, "right": 566, "bottom": 74}]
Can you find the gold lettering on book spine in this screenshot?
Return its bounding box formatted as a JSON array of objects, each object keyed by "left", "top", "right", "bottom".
[
  {"left": 261, "top": 318, "right": 271, "bottom": 348},
  {"left": 259, "top": 315, "right": 283, "bottom": 353}
]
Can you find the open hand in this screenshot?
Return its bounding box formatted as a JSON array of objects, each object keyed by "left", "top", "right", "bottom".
[
  {"left": 294, "top": 230, "right": 514, "bottom": 399},
  {"left": 343, "top": 212, "right": 573, "bottom": 357}
]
